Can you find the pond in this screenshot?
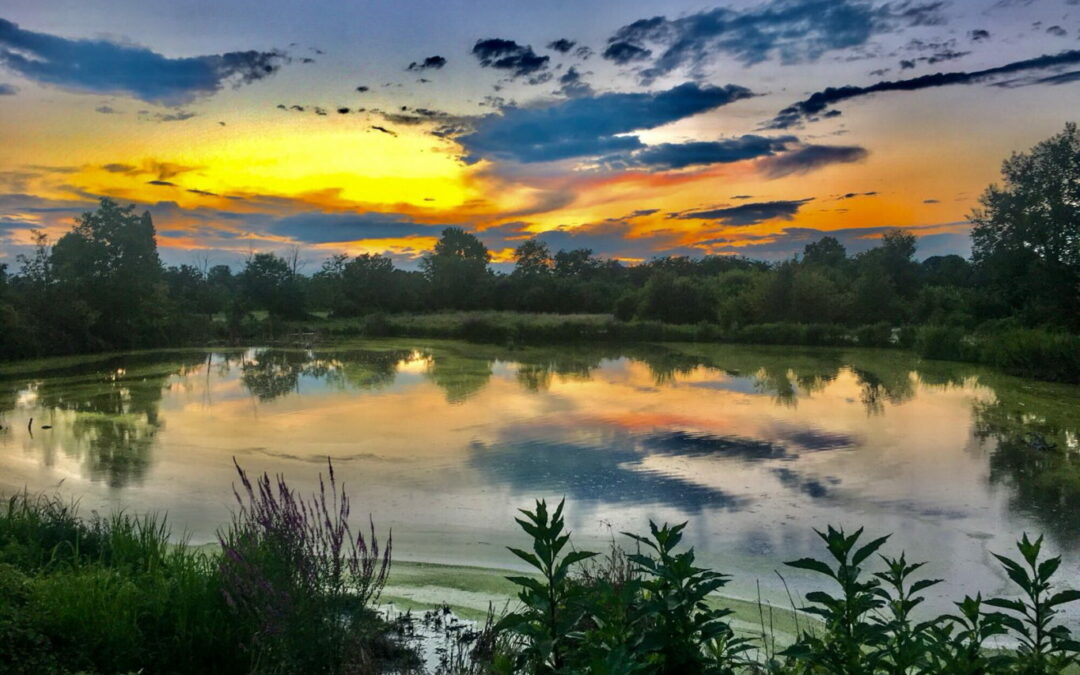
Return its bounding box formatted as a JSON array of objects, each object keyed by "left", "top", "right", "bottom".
[{"left": 1, "top": 340, "right": 1079, "bottom": 619}]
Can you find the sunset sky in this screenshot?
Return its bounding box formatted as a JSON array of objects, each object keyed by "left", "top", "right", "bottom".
[{"left": 1, "top": 0, "right": 1078, "bottom": 269}]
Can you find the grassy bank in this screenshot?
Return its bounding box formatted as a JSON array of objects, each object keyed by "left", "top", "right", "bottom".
[{"left": 270, "top": 311, "right": 1080, "bottom": 384}]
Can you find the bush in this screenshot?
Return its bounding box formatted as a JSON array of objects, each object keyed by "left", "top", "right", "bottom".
[
  {"left": 855, "top": 322, "right": 893, "bottom": 348},
  {"left": 977, "top": 329, "right": 1080, "bottom": 383},
  {"left": 0, "top": 464, "right": 408, "bottom": 675},
  {"left": 915, "top": 325, "right": 972, "bottom": 361},
  {"left": 219, "top": 458, "right": 394, "bottom": 673},
  {"left": 488, "top": 500, "right": 1080, "bottom": 674}
]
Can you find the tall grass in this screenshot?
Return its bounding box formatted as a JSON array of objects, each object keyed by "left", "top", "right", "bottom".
[{"left": 0, "top": 462, "right": 407, "bottom": 674}]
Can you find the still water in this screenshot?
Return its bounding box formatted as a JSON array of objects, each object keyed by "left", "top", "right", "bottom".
[{"left": 1, "top": 340, "right": 1079, "bottom": 615}]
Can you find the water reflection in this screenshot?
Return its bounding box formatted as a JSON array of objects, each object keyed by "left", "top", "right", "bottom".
[{"left": 0, "top": 341, "right": 1078, "bottom": 574}]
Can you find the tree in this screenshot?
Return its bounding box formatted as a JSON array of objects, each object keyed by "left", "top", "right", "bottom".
[
  {"left": 802, "top": 236, "right": 847, "bottom": 268},
  {"left": 421, "top": 227, "right": 491, "bottom": 309},
  {"left": 637, "top": 273, "right": 716, "bottom": 324},
  {"left": 512, "top": 238, "right": 553, "bottom": 278},
  {"left": 971, "top": 123, "right": 1080, "bottom": 327},
  {"left": 240, "top": 252, "right": 306, "bottom": 319},
  {"left": 553, "top": 248, "right": 598, "bottom": 278},
  {"left": 50, "top": 198, "right": 166, "bottom": 347}
]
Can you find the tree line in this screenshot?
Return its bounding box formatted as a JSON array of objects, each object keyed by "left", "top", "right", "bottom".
[{"left": 1, "top": 124, "right": 1077, "bottom": 361}]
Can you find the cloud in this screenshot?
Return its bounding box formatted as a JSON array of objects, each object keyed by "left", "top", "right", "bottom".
[
  {"left": 456, "top": 81, "right": 754, "bottom": 163},
  {"left": 471, "top": 38, "right": 550, "bottom": 81},
  {"left": 0, "top": 18, "right": 285, "bottom": 105},
  {"left": 94, "top": 104, "right": 120, "bottom": 114},
  {"left": 555, "top": 65, "right": 593, "bottom": 97},
  {"left": 142, "top": 109, "right": 197, "bottom": 122},
  {"left": 702, "top": 222, "right": 970, "bottom": 259},
  {"left": 546, "top": 39, "right": 576, "bottom": 53},
  {"left": 603, "top": 41, "right": 652, "bottom": 64},
  {"left": 527, "top": 219, "right": 697, "bottom": 260},
  {"left": 102, "top": 163, "right": 136, "bottom": 173},
  {"left": 602, "top": 0, "right": 945, "bottom": 83},
  {"left": 356, "top": 85, "right": 369, "bottom": 92},
  {"left": 675, "top": 198, "right": 813, "bottom": 226},
  {"left": 605, "top": 134, "right": 796, "bottom": 170},
  {"left": 1046, "top": 25, "right": 1067, "bottom": 37},
  {"left": 969, "top": 29, "right": 990, "bottom": 41},
  {"left": 406, "top": 55, "right": 446, "bottom": 71},
  {"left": 0, "top": 82, "right": 15, "bottom": 95},
  {"left": 266, "top": 211, "right": 443, "bottom": 244},
  {"left": 759, "top": 144, "right": 869, "bottom": 177},
  {"left": 768, "top": 49, "right": 1080, "bottom": 128}
]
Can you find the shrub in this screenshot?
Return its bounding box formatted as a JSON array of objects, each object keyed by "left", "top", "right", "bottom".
[
  {"left": 219, "top": 458, "right": 393, "bottom": 673},
  {"left": 915, "top": 325, "right": 972, "bottom": 361}
]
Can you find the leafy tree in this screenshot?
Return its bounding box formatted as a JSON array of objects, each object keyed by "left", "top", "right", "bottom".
[
  {"left": 553, "top": 248, "right": 598, "bottom": 279},
  {"left": 791, "top": 267, "right": 843, "bottom": 323},
  {"left": 971, "top": 122, "right": 1080, "bottom": 327},
  {"left": 49, "top": 198, "right": 167, "bottom": 347},
  {"left": 240, "top": 252, "right": 306, "bottom": 319},
  {"left": 512, "top": 238, "right": 553, "bottom": 278},
  {"left": 803, "top": 236, "right": 848, "bottom": 268},
  {"left": 421, "top": 227, "right": 491, "bottom": 309},
  {"left": 637, "top": 273, "right": 716, "bottom": 324}
]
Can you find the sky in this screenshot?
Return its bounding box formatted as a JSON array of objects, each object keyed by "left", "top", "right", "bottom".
[{"left": 1, "top": 0, "right": 1078, "bottom": 270}]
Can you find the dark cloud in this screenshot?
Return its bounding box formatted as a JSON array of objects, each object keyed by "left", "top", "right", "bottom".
[
  {"left": 0, "top": 82, "right": 15, "bottom": 95},
  {"left": 336, "top": 107, "right": 350, "bottom": 114},
  {"left": 1031, "top": 70, "right": 1080, "bottom": 85},
  {"left": 527, "top": 219, "right": 696, "bottom": 260},
  {"left": 94, "top": 104, "right": 119, "bottom": 113},
  {"left": 603, "top": 41, "right": 652, "bottom": 64},
  {"left": 759, "top": 144, "right": 869, "bottom": 177},
  {"left": 555, "top": 65, "right": 593, "bottom": 97},
  {"left": 406, "top": 55, "right": 447, "bottom": 71},
  {"left": 546, "top": 39, "right": 576, "bottom": 53},
  {"left": 923, "top": 198, "right": 939, "bottom": 203},
  {"left": 0, "top": 18, "right": 285, "bottom": 105},
  {"left": 769, "top": 49, "right": 1080, "bottom": 128},
  {"left": 456, "top": 82, "right": 754, "bottom": 163},
  {"left": 370, "top": 125, "right": 397, "bottom": 136},
  {"left": 602, "top": 0, "right": 945, "bottom": 83},
  {"left": 356, "top": 85, "right": 369, "bottom": 92},
  {"left": 266, "top": 211, "right": 442, "bottom": 244},
  {"left": 471, "top": 38, "right": 550, "bottom": 81},
  {"left": 102, "top": 163, "right": 136, "bottom": 173},
  {"left": 839, "top": 191, "right": 878, "bottom": 199},
  {"left": 675, "top": 198, "right": 813, "bottom": 226},
  {"left": 969, "top": 29, "right": 990, "bottom": 41},
  {"left": 702, "top": 223, "right": 970, "bottom": 260},
  {"left": 147, "top": 180, "right": 176, "bottom": 187},
  {"left": 142, "top": 110, "right": 196, "bottom": 122},
  {"left": 378, "top": 105, "right": 454, "bottom": 126},
  {"left": 1046, "top": 26, "right": 1067, "bottom": 37},
  {"left": 187, "top": 188, "right": 218, "bottom": 197},
  {"left": 605, "top": 134, "right": 796, "bottom": 171}
]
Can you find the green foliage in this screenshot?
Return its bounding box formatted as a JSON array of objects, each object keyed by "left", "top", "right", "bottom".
[
  {"left": 0, "top": 472, "right": 407, "bottom": 674},
  {"left": 492, "top": 507, "right": 1080, "bottom": 675},
  {"left": 423, "top": 227, "right": 493, "bottom": 309},
  {"left": 624, "top": 521, "right": 753, "bottom": 674},
  {"left": 497, "top": 499, "right": 598, "bottom": 672},
  {"left": 783, "top": 526, "right": 892, "bottom": 673},
  {"left": 971, "top": 123, "right": 1080, "bottom": 328},
  {"left": 984, "top": 534, "right": 1080, "bottom": 672}
]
